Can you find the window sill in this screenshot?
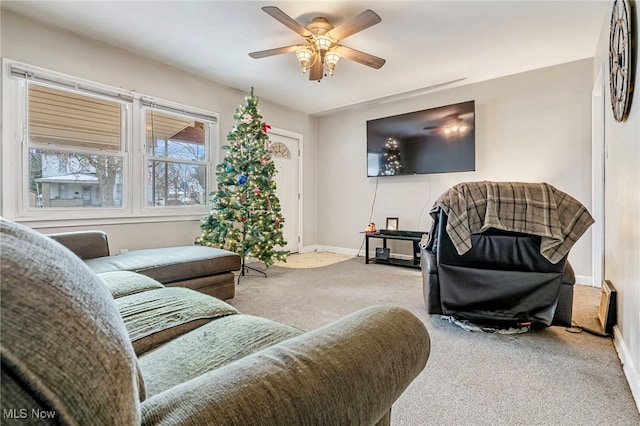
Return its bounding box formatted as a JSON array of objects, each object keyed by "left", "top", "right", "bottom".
[{"left": 10, "top": 212, "right": 206, "bottom": 229}]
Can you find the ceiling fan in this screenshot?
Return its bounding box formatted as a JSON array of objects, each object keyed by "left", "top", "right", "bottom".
[
  {"left": 249, "top": 6, "right": 386, "bottom": 82},
  {"left": 424, "top": 113, "right": 474, "bottom": 136}
]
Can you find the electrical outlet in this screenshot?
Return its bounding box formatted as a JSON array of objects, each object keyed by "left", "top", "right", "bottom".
[{"left": 119, "top": 249, "right": 129, "bottom": 254}]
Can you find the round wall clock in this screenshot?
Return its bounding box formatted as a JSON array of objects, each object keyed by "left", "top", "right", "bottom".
[{"left": 609, "top": 0, "right": 634, "bottom": 122}]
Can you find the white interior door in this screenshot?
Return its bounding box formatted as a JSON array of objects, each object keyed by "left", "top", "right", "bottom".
[{"left": 268, "top": 132, "right": 300, "bottom": 253}]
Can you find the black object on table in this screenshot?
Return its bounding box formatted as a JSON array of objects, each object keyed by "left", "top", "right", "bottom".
[{"left": 365, "top": 231, "right": 427, "bottom": 269}]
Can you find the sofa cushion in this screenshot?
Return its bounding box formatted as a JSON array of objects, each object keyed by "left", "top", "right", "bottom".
[
  {"left": 116, "top": 287, "right": 239, "bottom": 355},
  {"left": 98, "top": 270, "right": 165, "bottom": 298},
  {"left": 139, "top": 314, "right": 303, "bottom": 397},
  {"left": 85, "top": 245, "right": 241, "bottom": 283},
  {"left": 0, "top": 219, "right": 141, "bottom": 424}
]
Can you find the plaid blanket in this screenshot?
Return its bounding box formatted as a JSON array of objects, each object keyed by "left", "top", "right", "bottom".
[{"left": 427, "top": 181, "right": 594, "bottom": 264}]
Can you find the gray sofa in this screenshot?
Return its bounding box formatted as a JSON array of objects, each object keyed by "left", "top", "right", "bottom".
[
  {"left": 1, "top": 218, "right": 431, "bottom": 425},
  {"left": 48, "top": 230, "right": 241, "bottom": 300}
]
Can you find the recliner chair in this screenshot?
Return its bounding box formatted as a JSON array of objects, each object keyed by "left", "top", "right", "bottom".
[
  {"left": 422, "top": 209, "right": 575, "bottom": 327},
  {"left": 420, "top": 181, "right": 594, "bottom": 328}
]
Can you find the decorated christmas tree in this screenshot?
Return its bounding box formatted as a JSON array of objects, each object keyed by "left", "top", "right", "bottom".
[{"left": 195, "top": 88, "right": 288, "bottom": 273}]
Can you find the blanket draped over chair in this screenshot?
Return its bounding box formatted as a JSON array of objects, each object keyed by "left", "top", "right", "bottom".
[{"left": 427, "top": 181, "right": 594, "bottom": 264}]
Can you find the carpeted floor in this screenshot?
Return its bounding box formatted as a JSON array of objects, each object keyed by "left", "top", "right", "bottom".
[{"left": 229, "top": 253, "right": 639, "bottom": 425}]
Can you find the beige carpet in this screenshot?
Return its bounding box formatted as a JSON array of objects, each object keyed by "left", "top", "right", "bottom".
[{"left": 231, "top": 253, "right": 640, "bottom": 425}]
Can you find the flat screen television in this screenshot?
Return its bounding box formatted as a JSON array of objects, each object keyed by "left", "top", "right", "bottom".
[{"left": 366, "top": 100, "right": 475, "bottom": 177}]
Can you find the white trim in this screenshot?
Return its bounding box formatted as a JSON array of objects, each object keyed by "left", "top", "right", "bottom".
[
  {"left": 613, "top": 325, "right": 640, "bottom": 412},
  {"left": 575, "top": 275, "right": 595, "bottom": 286},
  {"left": 316, "top": 244, "right": 596, "bottom": 286},
  {"left": 300, "top": 244, "right": 322, "bottom": 254},
  {"left": 592, "top": 64, "right": 606, "bottom": 293},
  {"left": 8, "top": 60, "right": 135, "bottom": 101},
  {"left": 312, "top": 245, "right": 360, "bottom": 256},
  {"left": 11, "top": 214, "right": 205, "bottom": 229}
]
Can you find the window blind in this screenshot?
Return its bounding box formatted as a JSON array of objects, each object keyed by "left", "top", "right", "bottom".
[{"left": 28, "top": 84, "right": 123, "bottom": 151}]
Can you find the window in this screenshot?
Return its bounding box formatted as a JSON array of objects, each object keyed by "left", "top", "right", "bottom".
[
  {"left": 269, "top": 142, "right": 291, "bottom": 159},
  {"left": 145, "top": 109, "right": 208, "bottom": 207},
  {"left": 26, "top": 84, "right": 126, "bottom": 209},
  {"left": 3, "top": 60, "right": 218, "bottom": 221}
]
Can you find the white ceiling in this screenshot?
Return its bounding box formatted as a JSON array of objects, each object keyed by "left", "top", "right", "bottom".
[{"left": 2, "top": 1, "right": 610, "bottom": 115}]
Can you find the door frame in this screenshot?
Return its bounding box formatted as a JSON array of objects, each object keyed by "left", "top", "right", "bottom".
[
  {"left": 591, "top": 64, "right": 606, "bottom": 288},
  {"left": 269, "top": 126, "right": 303, "bottom": 252}
]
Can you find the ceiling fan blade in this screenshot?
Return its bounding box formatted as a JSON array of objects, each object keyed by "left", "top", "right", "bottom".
[
  {"left": 309, "top": 55, "right": 324, "bottom": 81},
  {"left": 335, "top": 45, "right": 386, "bottom": 69},
  {"left": 262, "top": 6, "right": 312, "bottom": 38},
  {"left": 327, "top": 10, "right": 381, "bottom": 41},
  {"left": 249, "top": 45, "right": 306, "bottom": 59}
]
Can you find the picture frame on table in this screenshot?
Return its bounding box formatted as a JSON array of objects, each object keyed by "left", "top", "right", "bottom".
[{"left": 386, "top": 217, "right": 399, "bottom": 231}]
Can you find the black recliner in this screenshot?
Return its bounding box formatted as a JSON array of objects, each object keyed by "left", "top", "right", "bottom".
[{"left": 421, "top": 209, "right": 576, "bottom": 327}]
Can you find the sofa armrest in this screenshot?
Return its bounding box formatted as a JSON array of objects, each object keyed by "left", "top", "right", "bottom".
[
  {"left": 48, "top": 230, "right": 110, "bottom": 259},
  {"left": 140, "top": 305, "right": 430, "bottom": 426}
]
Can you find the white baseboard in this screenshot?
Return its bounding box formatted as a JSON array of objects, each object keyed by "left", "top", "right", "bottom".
[
  {"left": 613, "top": 325, "right": 640, "bottom": 412},
  {"left": 310, "top": 245, "right": 418, "bottom": 259},
  {"left": 300, "top": 245, "right": 360, "bottom": 256},
  {"left": 299, "top": 244, "right": 321, "bottom": 254},
  {"left": 310, "top": 247, "right": 596, "bottom": 284},
  {"left": 575, "top": 275, "right": 595, "bottom": 286}
]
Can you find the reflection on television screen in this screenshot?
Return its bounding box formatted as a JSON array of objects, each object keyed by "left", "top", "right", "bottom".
[{"left": 366, "top": 100, "right": 475, "bottom": 177}]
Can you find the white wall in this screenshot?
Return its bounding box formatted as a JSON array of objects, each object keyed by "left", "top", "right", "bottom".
[
  {"left": 316, "top": 59, "right": 594, "bottom": 279},
  {"left": 594, "top": 5, "right": 640, "bottom": 409},
  {"left": 0, "top": 10, "right": 317, "bottom": 251}
]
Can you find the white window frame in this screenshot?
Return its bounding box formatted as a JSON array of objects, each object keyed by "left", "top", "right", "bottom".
[
  {"left": 139, "top": 100, "right": 214, "bottom": 213},
  {"left": 1, "top": 59, "right": 219, "bottom": 227}
]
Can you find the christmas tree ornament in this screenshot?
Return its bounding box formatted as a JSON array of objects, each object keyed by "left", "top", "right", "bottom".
[
  {"left": 237, "top": 174, "right": 247, "bottom": 185},
  {"left": 225, "top": 165, "right": 233, "bottom": 173}
]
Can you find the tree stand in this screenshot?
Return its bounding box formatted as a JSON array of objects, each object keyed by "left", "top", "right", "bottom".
[{"left": 237, "top": 257, "right": 267, "bottom": 284}]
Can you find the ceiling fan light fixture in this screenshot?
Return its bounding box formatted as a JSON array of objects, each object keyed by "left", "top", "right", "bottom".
[
  {"left": 324, "top": 51, "right": 341, "bottom": 77},
  {"left": 314, "top": 35, "right": 332, "bottom": 53},
  {"left": 443, "top": 120, "right": 468, "bottom": 137},
  {"left": 295, "top": 48, "right": 313, "bottom": 73}
]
